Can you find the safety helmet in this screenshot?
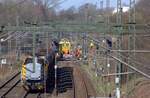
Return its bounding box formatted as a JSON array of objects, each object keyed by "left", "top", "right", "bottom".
[{"left": 90, "top": 42, "right": 94, "bottom": 48}]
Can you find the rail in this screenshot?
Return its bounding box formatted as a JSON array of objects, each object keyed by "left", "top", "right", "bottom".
[
  {"left": 0, "top": 71, "right": 20, "bottom": 89},
  {"left": 75, "top": 61, "right": 89, "bottom": 98},
  {"left": 1, "top": 80, "right": 21, "bottom": 98}
]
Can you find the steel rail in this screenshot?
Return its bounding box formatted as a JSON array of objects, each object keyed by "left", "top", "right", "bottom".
[
  {"left": 1, "top": 79, "right": 21, "bottom": 98},
  {"left": 74, "top": 61, "right": 90, "bottom": 98},
  {"left": 101, "top": 72, "right": 134, "bottom": 77},
  {"left": 0, "top": 72, "right": 20, "bottom": 89},
  {"left": 23, "top": 91, "right": 42, "bottom": 98},
  {"left": 22, "top": 91, "right": 29, "bottom": 98}
]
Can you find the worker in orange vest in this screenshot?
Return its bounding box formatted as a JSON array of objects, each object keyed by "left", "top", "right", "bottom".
[{"left": 75, "top": 45, "right": 82, "bottom": 60}]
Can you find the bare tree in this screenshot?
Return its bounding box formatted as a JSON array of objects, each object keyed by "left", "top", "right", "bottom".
[
  {"left": 78, "top": 3, "right": 97, "bottom": 22},
  {"left": 33, "top": 0, "right": 65, "bottom": 21},
  {"left": 136, "top": 0, "right": 150, "bottom": 23}
]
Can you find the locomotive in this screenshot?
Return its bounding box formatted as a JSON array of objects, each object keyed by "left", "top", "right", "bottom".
[
  {"left": 21, "top": 56, "right": 48, "bottom": 91},
  {"left": 20, "top": 38, "right": 72, "bottom": 91},
  {"left": 58, "top": 38, "right": 72, "bottom": 60},
  {"left": 21, "top": 40, "right": 58, "bottom": 91}
]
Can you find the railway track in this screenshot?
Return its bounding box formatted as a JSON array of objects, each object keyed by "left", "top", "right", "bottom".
[
  {"left": 0, "top": 72, "right": 21, "bottom": 98},
  {"left": 23, "top": 91, "right": 42, "bottom": 98},
  {"left": 58, "top": 60, "right": 92, "bottom": 98},
  {"left": 57, "top": 67, "right": 73, "bottom": 93},
  {"left": 74, "top": 64, "right": 89, "bottom": 98},
  {"left": 0, "top": 61, "right": 94, "bottom": 98},
  {"left": 73, "top": 68, "right": 76, "bottom": 98}
]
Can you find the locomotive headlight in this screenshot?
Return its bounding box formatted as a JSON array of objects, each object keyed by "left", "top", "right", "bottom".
[{"left": 38, "top": 76, "right": 41, "bottom": 80}]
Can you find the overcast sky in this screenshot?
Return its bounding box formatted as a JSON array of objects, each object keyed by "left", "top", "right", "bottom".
[{"left": 60, "top": 0, "right": 130, "bottom": 10}]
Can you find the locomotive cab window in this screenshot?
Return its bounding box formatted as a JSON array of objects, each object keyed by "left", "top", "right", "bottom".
[
  {"left": 66, "top": 43, "right": 69, "bottom": 47},
  {"left": 37, "top": 59, "right": 44, "bottom": 65}
]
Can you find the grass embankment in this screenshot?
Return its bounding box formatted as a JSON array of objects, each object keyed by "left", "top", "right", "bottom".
[{"left": 80, "top": 60, "right": 115, "bottom": 96}]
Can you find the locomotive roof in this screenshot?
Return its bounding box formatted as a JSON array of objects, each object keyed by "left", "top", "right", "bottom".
[{"left": 59, "top": 38, "right": 70, "bottom": 44}]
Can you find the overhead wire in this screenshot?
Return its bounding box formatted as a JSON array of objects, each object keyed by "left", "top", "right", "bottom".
[
  {"left": 83, "top": 34, "right": 150, "bottom": 79},
  {"left": 0, "top": 31, "right": 29, "bottom": 42},
  {"left": 1, "top": 32, "right": 17, "bottom": 41}
]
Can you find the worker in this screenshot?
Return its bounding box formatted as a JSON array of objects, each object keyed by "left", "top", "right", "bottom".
[
  {"left": 109, "top": 93, "right": 112, "bottom": 98},
  {"left": 46, "top": 39, "right": 59, "bottom": 68},
  {"left": 96, "top": 43, "right": 99, "bottom": 50},
  {"left": 75, "top": 45, "right": 82, "bottom": 60},
  {"left": 51, "top": 39, "right": 59, "bottom": 53},
  {"left": 106, "top": 38, "right": 112, "bottom": 53},
  {"left": 90, "top": 41, "right": 94, "bottom": 49},
  {"left": 106, "top": 39, "right": 112, "bottom": 48},
  {"left": 62, "top": 47, "right": 69, "bottom": 54}
]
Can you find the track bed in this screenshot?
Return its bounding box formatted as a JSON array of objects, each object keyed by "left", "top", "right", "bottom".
[{"left": 0, "top": 61, "right": 96, "bottom": 98}]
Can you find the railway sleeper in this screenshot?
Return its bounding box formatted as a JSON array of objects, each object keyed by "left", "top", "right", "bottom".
[
  {"left": 57, "top": 81, "right": 72, "bottom": 86},
  {"left": 57, "top": 85, "right": 72, "bottom": 90},
  {"left": 58, "top": 78, "right": 73, "bottom": 82},
  {"left": 58, "top": 74, "right": 72, "bottom": 78},
  {"left": 59, "top": 76, "right": 72, "bottom": 79},
  {"left": 57, "top": 73, "right": 72, "bottom": 77},
  {"left": 57, "top": 77, "right": 73, "bottom": 80},
  {"left": 58, "top": 78, "right": 72, "bottom": 82},
  {"left": 57, "top": 71, "right": 72, "bottom": 76},
  {"left": 57, "top": 86, "right": 72, "bottom": 92},
  {"left": 57, "top": 69, "right": 72, "bottom": 73},
  {"left": 57, "top": 88, "right": 67, "bottom": 93},
  {"left": 57, "top": 82, "right": 73, "bottom": 88},
  {"left": 58, "top": 67, "right": 73, "bottom": 71},
  {"left": 58, "top": 74, "right": 73, "bottom": 78}
]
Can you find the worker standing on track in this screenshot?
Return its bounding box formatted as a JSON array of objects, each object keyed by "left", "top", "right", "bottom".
[
  {"left": 90, "top": 41, "right": 94, "bottom": 49},
  {"left": 88, "top": 40, "right": 95, "bottom": 66},
  {"left": 89, "top": 40, "right": 95, "bottom": 57},
  {"left": 106, "top": 37, "right": 112, "bottom": 53},
  {"left": 75, "top": 45, "right": 82, "bottom": 60},
  {"left": 46, "top": 39, "right": 59, "bottom": 70}
]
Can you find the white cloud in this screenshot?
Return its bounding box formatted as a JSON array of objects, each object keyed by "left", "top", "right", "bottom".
[{"left": 113, "top": 6, "right": 129, "bottom": 14}]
